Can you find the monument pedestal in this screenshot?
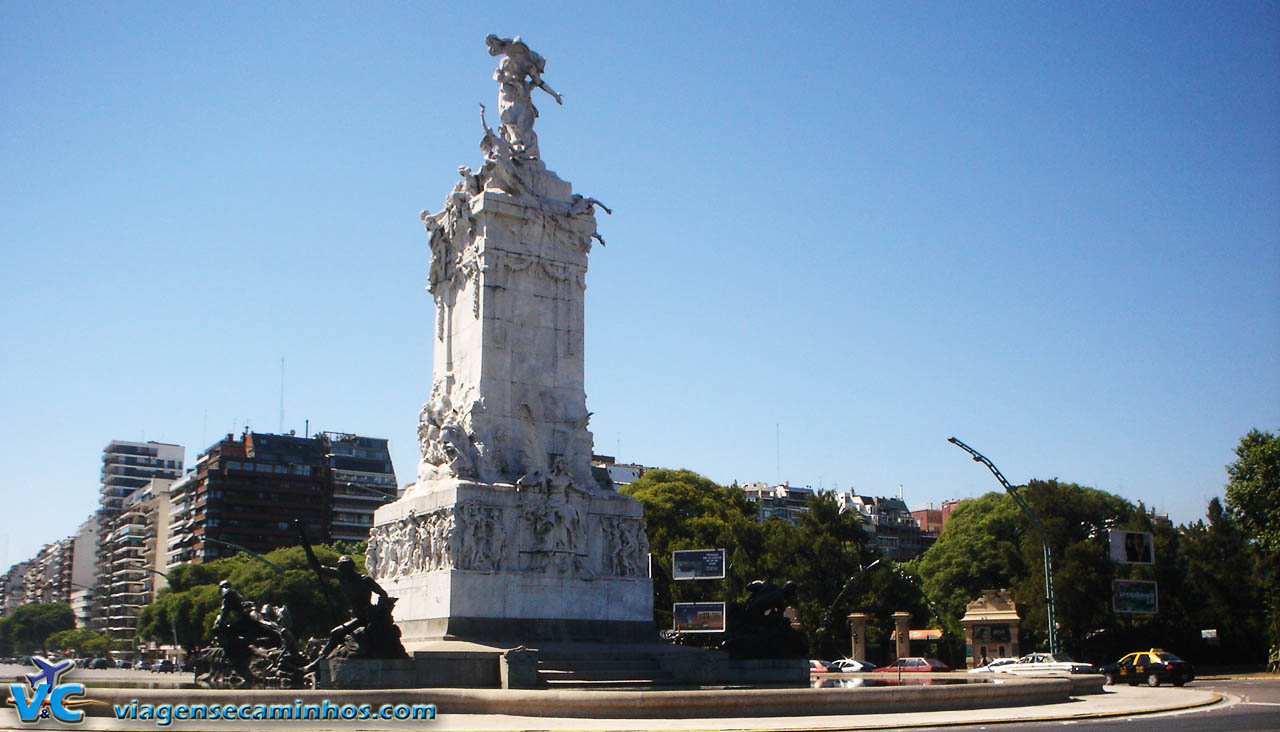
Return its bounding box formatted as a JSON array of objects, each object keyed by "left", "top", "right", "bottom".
[{"left": 371, "top": 478, "right": 653, "bottom": 647}]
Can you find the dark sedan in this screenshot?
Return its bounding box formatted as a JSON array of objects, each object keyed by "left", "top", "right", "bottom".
[{"left": 1101, "top": 649, "right": 1194, "bottom": 687}]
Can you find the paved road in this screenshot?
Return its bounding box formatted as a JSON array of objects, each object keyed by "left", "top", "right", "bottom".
[{"left": 949, "top": 678, "right": 1280, "bottom": 732}]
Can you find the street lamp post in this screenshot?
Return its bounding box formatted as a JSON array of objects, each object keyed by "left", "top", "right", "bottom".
[
  {"left": 948, "top": 437, "right": 1059, "bottom": 654},
  {"left": 201, "top": 538, "right": 286, "bottom": 573}
]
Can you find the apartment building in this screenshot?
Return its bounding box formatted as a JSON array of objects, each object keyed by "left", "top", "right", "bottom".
[
  {"left": 318, "top": 432, "right": 397, "bottom": 544},
  {"left": 94, "top": 440, "right": 183, "bottom": 630}
]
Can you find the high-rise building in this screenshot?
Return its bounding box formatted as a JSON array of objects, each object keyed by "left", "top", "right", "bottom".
[
  {"left": 0, "top": 562, "right": 32, "bottom": 613},
  {"left": 317, "top": 432, "right": 398, "bottom": 544},
  {"left": 22, "top": 539, "right": 74, "bottom": 605},
  {"left": 102, "top": 478, "right": 174, "bottom": 640},
  {"left": 167, "top": 430, "right": 396, "bottom": 568},
  {"left": 70, "top": 516, "right": 99, "bottom": 628},
  {"left": 94, "top": 440, "right": 183, "bottom": 631}
]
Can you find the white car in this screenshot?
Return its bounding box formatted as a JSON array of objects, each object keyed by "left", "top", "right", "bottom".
[
  {"left": 968, "top": 657, "right": 1019, "bottom": 673},
  {"left": 995, "top": 652, "right": 1098, "bottom": 675},
  {"left": 829, "top": 658, "right": 876, "bottom": 673}
]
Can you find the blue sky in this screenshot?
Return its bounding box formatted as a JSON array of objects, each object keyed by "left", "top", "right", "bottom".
[{"left": 2, "top": 1, "right": 1277, "bottom": 565}]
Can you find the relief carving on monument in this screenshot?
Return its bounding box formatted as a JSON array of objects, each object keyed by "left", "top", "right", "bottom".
[
  {"left": 454, "top": 498, "right": 507, "bottom": 571},
  {"left": 599, "top": 516, "right": 650, "bottom": 577},
  {"left": 366, "top": 508, "right": 459, "bottom": 579},
  {"left": 517, "top": 459, "right": 588, "bottom": 575}
]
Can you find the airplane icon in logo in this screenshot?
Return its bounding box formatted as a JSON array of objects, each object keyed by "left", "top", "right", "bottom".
[{"left": 25, "top": 656, "right": 75, "bottom": 689}]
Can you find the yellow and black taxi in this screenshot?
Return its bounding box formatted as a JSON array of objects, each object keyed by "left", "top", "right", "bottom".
[{"left": 1100, "top": 649, "right": 1194, "bottom": 687}]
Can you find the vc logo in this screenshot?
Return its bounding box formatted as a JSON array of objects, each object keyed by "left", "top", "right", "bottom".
[{"left": 8, "top": 656, "right": 85, "bottom": 724}]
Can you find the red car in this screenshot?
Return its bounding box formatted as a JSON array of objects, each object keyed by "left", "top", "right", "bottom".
[{"left": 874, "top": 657, "right": 951, "bottom": 672}]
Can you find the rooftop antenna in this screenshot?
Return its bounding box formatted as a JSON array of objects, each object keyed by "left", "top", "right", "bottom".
[
  {"left": 775, "top": 423, "right": 781, "bottom": 485},
  {"left": 279, "top": 357, "right": 286, "bottom": 433}
]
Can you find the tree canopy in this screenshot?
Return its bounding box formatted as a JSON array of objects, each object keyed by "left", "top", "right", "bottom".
[
  {"left": 1225, "top": 428, "right": 1280, "bottom": 557},
  {"left": 0, "top": 602, "right": 75, "bottom": 654},
  {"left": 623, "top": 470, "right": 939, "bottom": 662},
  {"left": 1223, "top": 428, "right": 1280, "bottom": 667}
]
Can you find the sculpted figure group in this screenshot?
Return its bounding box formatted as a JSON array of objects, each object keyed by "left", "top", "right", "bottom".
[{"left": 196, "top": 525, "right": 405, "bottom": 689}]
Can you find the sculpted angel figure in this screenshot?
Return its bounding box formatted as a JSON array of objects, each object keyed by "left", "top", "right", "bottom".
[{"left": 485, "top": 34, "right": 562, "bottom": 159}]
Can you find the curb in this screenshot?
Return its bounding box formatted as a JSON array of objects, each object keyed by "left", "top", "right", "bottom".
[{"left": 482, "top": 691, "right": 1228, "bottom": 732}]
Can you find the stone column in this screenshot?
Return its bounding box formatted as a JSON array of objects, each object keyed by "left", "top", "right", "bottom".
[
  {"left": 892, "top": 611, "right": 912, "bottom": 661},
  {"left": 847, "top": 613, "right": 868, "bottom": 661}
]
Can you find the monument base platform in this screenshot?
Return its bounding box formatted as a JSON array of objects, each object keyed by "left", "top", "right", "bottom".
[{"left": 314, "top": 641, "right": 807, "bottom": 690}]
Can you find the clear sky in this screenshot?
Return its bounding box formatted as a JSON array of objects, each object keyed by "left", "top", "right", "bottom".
[{"left": 2, "top": 1, "right": 1277, "bottom": 565}]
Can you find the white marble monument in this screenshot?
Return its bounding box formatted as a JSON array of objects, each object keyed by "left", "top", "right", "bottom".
[{"left": 369, "top": 35, "right": 652, "bottom": 646}]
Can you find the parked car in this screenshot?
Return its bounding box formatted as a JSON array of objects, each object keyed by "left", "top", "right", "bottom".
[
  {"left": 1100, "top": 649, "right": 1194, "bottom": 687},
  {"left": 968, "top": 657, "right": 1020, "bottom": 673},
  {"left": 874, "top": 657, "right": 951, "bottom": 672},
  {"left": 809, "top": 659, "right": 833, "bottom": 674},
  {"left": 151, "top": 660, "right": 177, "bottom": 673},
  {"left": 996, "top": 652, "right": 1098, "bottom": 675},
  {"left": 133, "top": 660, "right": 151, "bottom": 671},
  {"left": 88, "top": 658, "right": 110, "bottom": 669},
  {"left": 830, "top": 658, "right": 877, "bottom": 673}
]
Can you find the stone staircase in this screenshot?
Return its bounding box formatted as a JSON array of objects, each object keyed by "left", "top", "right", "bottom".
[{"left": 536, "top": 650, "right": 679, "bottom": 689}]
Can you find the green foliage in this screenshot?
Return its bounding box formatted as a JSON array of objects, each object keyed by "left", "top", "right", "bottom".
[
  {"left": 44, "top": 627, "right": 115, "bottom": 657},
  {"left": 135, "top": 542, "right": 362, "bottom": 651},
  {"left": 1223, "top": 428, "right": 1280, "bottom": 663},
  {"left": 914, "top": 480, "right": 1139, "bottom": 658},
  {"left": 1225, "top": 428, "right": 1280, "bottom": 557},
  {"left": 623, "top": 469, "right": 765, "bottom": 623},
  {"left": 625, "top": 471, "right": 924, "bottom": 660},
  {"left": 0, "top": 603, "right": 75, "bottom": 654}
]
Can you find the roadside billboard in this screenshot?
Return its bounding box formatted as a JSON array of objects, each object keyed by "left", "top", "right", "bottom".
[
  {"left": 673, "top": 602, "right": 726, "bottom": 633},
  {"left": 1112, "top": 579, "right": 1158, "bottom": 614},
  {"left": 1108, "top": 530, "right": 1155, "bottom": 565},
  {"left": 672, "top": 548, "right": 726, "bottom": 580}
]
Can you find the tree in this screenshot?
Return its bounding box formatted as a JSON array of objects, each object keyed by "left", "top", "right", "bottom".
[
  {"left": 913, "top": 480, "right": 1140, "bottom": 659},
  {"left": 1176, "top": 498, "right": 1266, "bottom": 664},
  {"left": 1, "top": 603, "right": 75, "bottom": 654},
  {"left": 1225, "top": 428, "right": 1280, "bottom": 557},
  {"left": 782, "top": 491, "right": 879, "bottom": 659},
  {"left": 43, "top": 627, "right": 116, "bottom": 657},
  {"left": 1223, "top": 428, "right": 1280, "bottom": 669},
  {"left": 622, "top": 469, "right": 765, "bottom": 630},
  {"left": 623, "top": 470, "right": 887, "bottom": 657}
]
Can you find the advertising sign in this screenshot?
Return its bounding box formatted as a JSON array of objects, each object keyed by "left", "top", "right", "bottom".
[
  {"left": 1108, "top": 530, "right": 1155, "bottom": 565},
  {"left": 673, "top": 602, "right": 726, "bottom": 633},
  {"left": 973, "top": 625, "right": 1011, "bottom": 643},
  {"left": 672, "top": 548, "right": 726, "bottom": 580},
  {"left": 1112, "top": 580, "right": 1158, "bottom": 614}
]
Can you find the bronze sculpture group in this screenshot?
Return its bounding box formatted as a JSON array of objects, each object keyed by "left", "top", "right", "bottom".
[{"left": 196, "top": 522, "right": 406, "bottom": 689}]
